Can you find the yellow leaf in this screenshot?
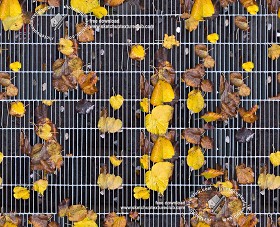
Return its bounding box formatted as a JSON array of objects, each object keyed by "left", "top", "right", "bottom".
[
  {"left": 242, "top": 61, "right": 254, "bottom": 72},
  {"left": 186, "top": 146, "right": 204, "bottom": 170},
  {"left": 0, "top": 0, "right": 23, "bottom": 31},
  {"left": 257, "top": 173, "right": 280, "bottom": 190},
  {"left": 187, "top": 90, "right": 204, "bottom": 113},
  {"left": 98, "top": 117, "right": 122, "bottom": 134},
  {"left": 33, "top": 179, "right": 48, "bottom": 195},
  {"left": 151, "top": 137, "right": 175, "bottom": 163},
  {"left": 201, "top": 168, "right": 224, "bottom": 179},
  {"left": 213, "top": 181, "right": 234, "bottom": 197},
  {"left": 191, "top": 0, "right": 215, "bottom": 21},
  {"left": 9, "top": 101, "right": 25, "bottom": 117},
  {"left": 13, "top": 186, "right": 30, "bottom": 200},
  {"left": 110, "top": 155, "right": 122, "bottom": 167},
  {"left": 201, "top": 112, "right": 222, "bottom": 122},
  {"left": 129, "top": 45, "right": 146, "bottom": 61},
  {"left": 247, "top": 4, "right": 259, "bottom": 15},
  {"left": 145, "top": 162, "right": 173, "bottom": 194},
  {"left": 270, "top": 151, "right": 280, "bottom": 167},
  {"left": 151, "top": 80, "right": 175, "bottom": 106},
  {"left": 133, "top": 187, "right": 150, "bottom": 200},
  {"left": 35, "top": 4, "right": 48, "bottom": 15},
  {"left": 162, "top": 34, "right": 180, "bottom": 49},
  {"left": 207, "top": 33, "right": 219, "bottom": 43},
  {"left": 268, "top": 44, "right": 280, "bottom": 60},
  {"left": 67, "top": 205, "right": 88, "bottom": 222},
  {"left": 110, "top": 94, "right": 124, "bottom": 110},
  {"left": 97, "top": 173, "right": 122, "bottom": 190},
  {"left": 10, "top": 61, "right": 21, "bottom": 72},
  {"left": 42, "top": 100, "right": 54, "bottom": 106},
  {"left": 278, "top": 8, "right": 280, "bottom": 18},
  {"left": 71, "top": 0, "right": 99, "bottom": 14},
  {"left": 185, "top": 16, "right": 199, "bottom": 32},
  {"left": 3, "top": 223, "right": 17, "bottom": 227},
  {"left": 37, "top": 123, "right": 53, "bottom": 140},
  {"left": 145, "top": 105, "right": 173, "bottom": 135},
  {"left": 58, "top": 38, "right": 74, "bottom": 56},
  {"left": 92, "top": 6, "right": 108, "bottom": 19},
  {"left": 140, "top": 154, "right": 150, "bottom": 170},
  {"left": 74, "top": 217, "right": 98, "bottom": 227},
  {"left": 0, "top": 177, "right": 2, "bottom": 186},
  {"left": 140, "top": 98, "right": 150, "bottom": 113},
  {"left": 197, "top": 223, "right": 211, "bottom": 227},
  {"left": 0, "top": 151, "right": 3, "bottom": 164}
]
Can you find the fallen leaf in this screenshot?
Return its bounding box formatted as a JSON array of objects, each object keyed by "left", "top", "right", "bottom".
[
  {"left": 140, "top": 98, "right": 150, "bottom": 113},
  {"left": 75, "top": 100, "right": 95, "bottom": 114},
  {"left": 145, "top": 105, "right": 173, "bottom": 135},
  {"left": 200, "top": 136, "right": 213, "bottom": 149},
  {"left": 270, "top": 151, "right": 280, "bottom": 167},
  {"left": 201, "top": 79, "right": 213, "bottom": 93},
  {"left": 187, "top": 90, "right": 205, "bottom": 113},
  {"left": 98, "top": 115, "right": 122, "bottom": 134},
  {"left": 240, "top": 0, "right": 259, "bottom": 15},
  {"left": 13, "top": 186, "right": 30, "bottom": 200},
  {"left": 185, "top": 16, "right": 199, "bottom": 32},
  {"left": 129, "top": 211, "right": 139, "bottom": 220},
  {"left": 268, "top": 44, "right": 280, "bottom": 60},
  {"left": 201, "top": 112, "right": 222, "bottom": 122},
  {"left": 0, "top": 0, "right": 23, "bottom": 31},
  {"left": 48, "top": 0, "right": 61, "bottom": 7},
  {"left": 213, "top": 181, "right": 234, "bottom": 197},
  {"left": 36, "top": 123, "right": 54, "bottom": 141},
  {"left": 235, "top": 127, "right": 254, "bottom": 143},
  {"left": 145, "top": 162, "right": 173, "bottom": 194},
  {"left": 33, "top": 179, "right": 48, "bottom": 195},
  {"left": 29, "top": 214, "right": 53, "bottom": 227},
  {"left": 151, "top": 80, "right": 175, "bottom": 106},
  {"left": 236, "top": 164, "right": 254, "bottom": 184},
  {"left": 104, "top": 0, "right": 125, "bottom": 7},
  {"left": 187, "top": 146, "right": 204, "bottom": 170},
  {"left": 58, "top": 198, "right": 70, "bottom": 217},
  {"left": 181, "top": 128, "right": 205, "bottom": 144},
  {"left": 110, "top": 94, "right": 124, "bottom": 110},
  {"left": 140, "top": 154, "right": 150, "bottom": 170},
  {"left": 0, "top": 72, "right": 11, "bottom": 87},
  {"left": 103, "top": 212, "right": 126, "bottom": 227},
  {"left": 238, "top": 84, "right": 251, "bottom": 97},
  {"left": 220, "top": 0, "right": 236, "bottom": 7},
  {"left": 35, "top": 4, "right": 48, "bottom": 15},
  {"left": 10, "top": 61, "right": 21, "bottom": 72},
  {"left": 162, "top": 34, "right": 180, "bottom": 49},
  {"left": 237, "top": 214, "right": 258, "bottom": 227},
  {"left": 140, "top": 132, "right": 153, "bottom": 154},
  {"left": 238, "top": 105, "right": 258, "bottom": 123},
  {"left": 242, "top": 61, "right": 254, "bottom": 72},
  {"left": 207, "top": 33, "right": 219, "bottom": 43},
  {"left": 201, "top": 168, "right": 224, "bottom": 179},
  {"left": 203, "top": 56, "right": 215, "bottom": 68},
  {"left": 110, "top": 155, "right": 122, "bottom": 167},
  {"left": 0, "top": 152, "right": 3, "bottom": 164},
  {"left": 76, "top": 22, "right": 94, "bottom": 42},
  {"left": 77, "top": 71, "right": 99, "bottom": 95},
  {"left": 92, "top": 6, "right": 108, "bottom": 19},
  {"left": 74, "top": 217, "right": 98, "bottom": 227},
  {"left": 58, "top": 38, "right": 74, "bottom": 56},
  {"left": 230, "top": 72, "right": 244, "bottom": 87},
  {"left": 151, "top": 137, "right": 175, "bottom": 162},
  {"left": 9, "top": 101, "right": 25, "bottom": 117},
  {"left": 42, "top": 100, "right": 54, "bottom": 106},
  {"left": 129, "top": 45, "right": 145, "bottom": 61},
  {"left": 67, "top": 205, "right": 88, "bottom": 222},
  {"left": 182, "top": 64, "right": 205, "bottom": 87},
  {"left": 140, "top": 75, "right": 153, "bottom": 98},
  {"left": 70, "top": 0, "right": 99, "bottom": 13},
  {"left": 235, "top": 16, "right": 249, "bottom": 30},
  {"left": 191, "top": 0, "right": 215, "bottom": 20},
  {"left": 133, "top": 187, "right": 150, "bottom": 200},
  {"left": 6, "top": 84, "right": 18, "bottom": 97},
  {"left": 97, "top": 173, "right": 122, "bottom": 190},
  {"left": 195, "top": 44, "right": 209, "bottom": 58}
]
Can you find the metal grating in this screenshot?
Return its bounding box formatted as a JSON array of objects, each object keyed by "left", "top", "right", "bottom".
[{"left": 0, "top": 0, "right": 280, "bottom": 226}]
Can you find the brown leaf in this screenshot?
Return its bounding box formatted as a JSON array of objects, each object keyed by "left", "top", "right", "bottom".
[
  {"left": 48, "top": 0, "right": 60, "bottom": 7},
  {"left": 277, "top": 73, "right": 280, "bottom": 83},
  {"left": 48, "top": 222, "right": 59, "bottom": 227},
  {"left": 76, "top": 22, "right": 94, "bottom": 43},
  {"left": 20, "top": 132, "right": 32, "bottom": 156},
  {"left": 220, "top": 0, "right": 236, "bottom": 7},
  {"left": 140, "top": 75, "right": 153, "bottom": 98},
  {"left": 150, "top": 61, "right": 175, "bottom": 86},
  {"left": 58, "top": 198, "right": 70, "bottom": 217},
  {"left": 67, "top": 205, "right": 88, "bottom": 222},
  {"left": 182, "top": 64, "right": 205, "bottom": 87},
  {"left": 140, "top": 131, "right": 153, "bottom": 154},
  {"left": 0, "top": 92, "right": 6, "bottom": 100},
  {"left": 230, "top": 72, "right": 244, "bottom": 87},
  {"left": 238, "top": 105, "right": 258, "bottom": 123},
  {"left": 201, "top": 136, "right": 213, "bottom": 149},
  {"left": 269, "top": 94, "right": 280, "bottom": 100},
  {"left": 104, "top": 212, "right": 127, "bottom": 227},
  {"left": 201, "top": 79, "right": 213, "bottom": 93},
  {"left": 235, "top": 16, "right": 249, "bottom": 30},
  {"left": 129, "top": 211, "right": 139, "bottom": 220},
  {"left": 237, "top": 214, "right": 258, "bottom": 227},
  {"left": 3, "top": 214, "right": 22, "bottom": 226},
  {"left": 238, "top": 84, "right": 251, "bottom": 97},
  {"left": 267, "top": 0, "right": 280, "bottom": 13},
  {"left": 77, "top": 71, "right": 98, "bottom": 95},
  {"left": 0, "top": 72, "right": 11, "bottom": 87},
  {"left": 151, "top": 130, "right": 176, "bottom": 143},
  {"left": 181, "top": 128, "right": 205, "bottom": 144},
  {"left": 6, "top": 84, "right": 18, "bottom": 97},
  {"left": 29, "top": 214, "right": 52, "bottom": 227},
  {"left": 236, "top": 164, "right": 254, "bottom": 184},
  {"left": 203, "top": 56, "right": 215, "bottom": 68},
  {"left": 195, "top": 44, "right": 209, "bottom": 58}
]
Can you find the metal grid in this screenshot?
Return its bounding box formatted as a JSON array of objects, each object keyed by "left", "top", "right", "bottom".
[{"left": 0, "top": 0, "right": 280, "bottom": 226}]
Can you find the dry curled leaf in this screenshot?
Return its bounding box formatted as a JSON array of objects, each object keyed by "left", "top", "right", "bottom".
[
  {"left": 181, "top": 128, "right": 204, "bottom": 145},
  {"left": 237, "top": 214, "right": 258, "bottom": 227},
  {"left": 151, "top": 61, "right": 175, "bottom": 86},
  {"left": 195, "top": 44, "right": 209, "bottom": 58},
  {"left": 268, "top": 44, "right": 280, "bottom": 60},
  {"left": 201, "top": 136, "right": 213, "bottom": 149},
  {"left": 162, "top": 34, "right": 180, "bottom": 49},
  {"left": 201, "top": 168, "right": 224, "bottom": 179},
  {"left": 75, "top": 100, "right": 94, "bottom": 114},
  {"left": 76, "top": 22, "right": 94, "bottom": 43},
  {"left": 67, "top": 205, "right": 88, "bottom": 222},
  {"left": 220, "top": 0, "right": 236, "bottom": 7},
  {"left": 230, "top": 72, "right": 244, "bottom": 87},
  {"left": 104, "top": 0, "right": 125, "bottom": 7},
  {"left": 58, "top": 198, "right": 70, "bottom": 217},
  {"left": 238, "top": 84, "right": 251, "bottom": 97},
  {"left": 77, "top": 71, "right": 98, "bottom": 95},
  {"left": 201, "top": 79, "right": 213, "bottom": 93},
  {"left": 203, "top": 56, "right": 215, "bottom": 68},
  {"left": 235, "top": 127, "right": 254, "bottom": 143},
  {"left": 140, "top": 132, "right": 153, "bottom": 154},
  {"left": 140, "top": 75, "right": 153, "bottom": 98},
  {"left": 48, "top": 0, "right": 61, "bottom": 7},
  {"left": 235, "top": 16, "right": 249, "bottom": 30},
  {"left": 0, "top": 72, "right": 11, "bottom": 87},
  {"left": 129, "top": 211, "right": 139, "bottom": 220},
  {"left": 104, "top": 212, "right": 126, "bottom": 227},
  {"left": 201, "top": 112, "right": 222, "bottom": 122},
  {"left": 29, "top": 214, "right": 55, "bottom": 227},
  {"left": 240, "top": 0, "right": 259, "bottom": 14},
  {"left": 236, "top": 164, "right": 254, "bottom": 184},
  {"left": 182, "top": 64, "right": 205, "bottom": 87},
  {"left": 238, "top": 105, "right": 258, "bottom": 123},
  {"left": 6, "top": 84, "right": 18, "bottom": 97}
]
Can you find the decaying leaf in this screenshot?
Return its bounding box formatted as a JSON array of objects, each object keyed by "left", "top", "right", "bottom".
[
  {"left": 145, "top": 162, "right": 173, "bottom": 194},
  {"left": 67, "top": 205, "right": 88, "bottom": 222},
  {"left": 201, "top": 112, "right": 222, "bottom": 122},
  {"left": 103, "top": 212, "right": 126, "bottom": 227},
  {"left": 145, "top": 105, "right": 174, "bottom": 135},
  {"left": 140, "top": 154, "right": 150, "bottom": 169},
  {"left": 235, "top": 127, "right": 254, "bottom": 143},
  {"left": 110, "top": 155, "right": 122, "bottom": 167},
  {"left": 129, "top": 211, "right": 139, "bottom": 220},
  {"left": 97, "top": 173, "right": 122, "bottom": 190},
  {"left": 270, "top": 151, "right": 280, "bottom": 167},
  {"left": 33, "top": 179, "right": 48, "bottom": 195},
  {"left": 187, "top": 90, "right": 205, "bottom": 113},
  {"left": 9, "top": 101, "right": 25, "bottom": 117},
  {"left": 75, "top": 100, "right": 94, "bottom": 114},
  {"left": 268, "top": 44, "right": 280, "bottom": 60},
  {"left": 195, "top": 44, "right": 209, "bottom": 58},
  {"left": 140, "top": 75, "right": 153, "bottom": 98},
  {"left": 230, "top": 72, "right": 244, "bottom": 87},
  {"left": 240, "top": 0, "right": 259, "bottom": 15},
  {"left": 235, "top": 16, "right": 249, "bottom": 30},
  {"left": 151, "top": 137, "right": 175, "bottom": 162},
  {"left": 6, "top": 84, "right": 18, "bottom": 97},
  {"left": 129, "top": 45, "right": 145, "bottom": 61},
  {"left": 77, "top": 71, "right": 99, "bottom": 95},
  {"left": 0, "top": 0, "right": 23, "bottom": 31},
  {"left": 133, "top": 187, "right": 150, "bottom": 200},
  {"left": 242, "top": 61, "right": 254, "bottom": 72},
  {"left": 201, "top": 168, "right": 224, "bottom": 179},
  {"left": 104, "top": 0, "right": 125, "bottom": 7},
  {"left": 151, "top": 80, "right": 175, "bottom": 106},
  {"left": 200, "top": 136, "right": 213, "bottom": 149},
  {"left": 238, "top": 84, "right": 251, "bottom": 97},
  {"left": 0, "top": 213, "right": 22, "bottom": 226},
  {"left": 238, "top": 105, "right": 258, "bottom": 123},
  {"left": 258, "top": 173, "right": 280, "bottom": 190},
  {"left": 237, "top": 214, "right": 258, "bottom": 227},
  {"left": 13, "top": 186, "right": 30, "bottom": 200},
  {"left": 236, "top": 164, "right": 254, "bottom": 184},
  {"left": 203, "top": 56, "right": 215, "bottom": 68},
  {"left": 207, "top": 33, "right": 219, "bottom": 43},
  {"left": 187, "top": 146, "right": 204, "bottom": 170},
  {"left": 58, "top": 198, "right": 71, "bottom": 217},
  {"left": 220, "top": 0, "right": 236, "bottom": 7},
  {"left": 201, "top": 79, "right": 213, "bottom": 93},
  {"left": 140, "top": 132, "right": 153, "bottom": 154},
  {"left": 151, "top": 61, "right": 176, "bottom": 86},
  {"left": 0, "top": 72, "right": 11, "bottom": 87},
  {"left": 182, "top": 64, "right": 205, "bottom": 87},
  {"left": 182, "top": 128, "right": 205, "bottom": 145},
  {"left": 29, "top": 214, "right": 57, "bottom": 227},
  {"left": 48, "top": 0, "right": 61, "bottom": 7},
  {"left": 76, "top": 22, "right": 94, "bottom": 43},
  {"left": 162, "top": 34, "right": 180, "bottom": 49},
  {"left": 110, "top": 94, "right": 124, "bottom": 110}
]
